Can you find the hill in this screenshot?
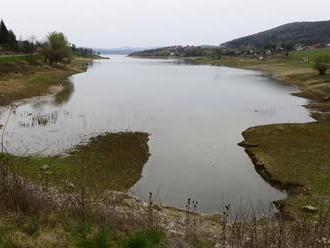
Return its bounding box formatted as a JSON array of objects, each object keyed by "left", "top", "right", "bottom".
[
  {"left": 222, "top": 21, "right": 330, "bottom": 48},
  {"left": 129, "top": 45, "right": 219, "bottom": 57},
  {"left": 95, "top": 47, "right": 156, "bottom": 55}
]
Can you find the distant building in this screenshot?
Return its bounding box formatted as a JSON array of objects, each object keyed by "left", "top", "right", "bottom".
[
  {"left": 275, "top": 46, "right": 284, "bottom": 51},
  {"left": 294, "top": 44, "right": 305, "bottom": 51},
  {"left": 265, "top": 49, "right": 272, "bottom": 55},
  {"left": 305, "top": 43, "right": 327, "bottom": 50}
]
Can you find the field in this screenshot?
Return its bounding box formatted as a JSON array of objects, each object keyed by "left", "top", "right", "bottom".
[
  {"left": 289, "top": 47, "right": 330, "bottom": 61},
  {"left": 0, "top": 54, "right": 42, "bottom": 63}
]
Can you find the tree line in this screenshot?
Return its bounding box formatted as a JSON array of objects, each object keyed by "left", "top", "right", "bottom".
[
  {"left": 0, "top": 19, "right": 98, "bottom": 64},
  {"left": 0, "top": 19, "right": 19, "bottom": 50}
]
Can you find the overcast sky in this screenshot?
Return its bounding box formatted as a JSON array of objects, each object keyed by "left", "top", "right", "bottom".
[{"left": 2, "top": 0, "right": 329, "bottom": 48}]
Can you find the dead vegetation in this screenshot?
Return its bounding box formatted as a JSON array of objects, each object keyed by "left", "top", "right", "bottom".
[{"left": 0, "top": 149, "right": 329, "bottom": 247}]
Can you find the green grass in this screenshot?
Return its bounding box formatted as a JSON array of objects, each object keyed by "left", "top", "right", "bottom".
[
  {"left": 0, "top": 211, "right": 165, "bottom": 248},
  {"left": 241, "top": 122, "right": 330, "bottom": 215},
  {"left": 0, "top": 54, "right": 42, "bottom": 63},
  {"left": 193, "top": 56, "right": 313, "bottom": 69},
  {"left": 10, "top": 132, "right": 150, "bottom": 192},
  {"left": 290, "top": 48, "right": 330, "bottom": 61},
  {"left": 123, "top": 230, "right": 165, "bottom": 248}
]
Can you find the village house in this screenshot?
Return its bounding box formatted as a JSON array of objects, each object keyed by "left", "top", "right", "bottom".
[
  {"left": 294, "top": 44, "right": 305, "bottom": 51},
  {"left": 304, "top": 43, "right": 327, "bottom": 50}
]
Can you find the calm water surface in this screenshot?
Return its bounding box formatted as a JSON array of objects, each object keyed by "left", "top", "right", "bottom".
[{"left": 0, "top": 55, "right": 313, "bottom": 213}]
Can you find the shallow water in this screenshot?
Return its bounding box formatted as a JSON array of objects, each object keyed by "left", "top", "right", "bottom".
[{"left": 0, "top": 55, "right": 313, "bottom": 213}]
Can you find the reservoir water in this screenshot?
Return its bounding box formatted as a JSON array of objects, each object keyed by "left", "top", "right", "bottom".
[{"left": 0, "top": 55, "right": 313, "bottom": 213}]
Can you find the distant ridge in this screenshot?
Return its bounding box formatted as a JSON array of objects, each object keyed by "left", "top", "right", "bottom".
[
  {"left": 222, "top": 21, "right": 330, "bottom": 48},
  {"left": 95, "top": 47, "right": 157, "bottom": 55}
]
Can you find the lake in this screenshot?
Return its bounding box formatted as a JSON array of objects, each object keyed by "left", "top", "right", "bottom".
[{"left": 0, "top": 55, "right": 313, "bottom": 213}]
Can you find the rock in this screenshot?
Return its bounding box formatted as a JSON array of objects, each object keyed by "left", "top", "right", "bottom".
[
  {"left": 238, "top": 141, "right": 258, "bottom": 148},
  {"left": 40, "top": 164, "right": 49, "bottom": 171},
  {"left": 302, "top": 205, "right": 318, "bottom": 212}
]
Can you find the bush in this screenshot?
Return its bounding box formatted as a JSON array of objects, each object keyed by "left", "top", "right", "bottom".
[
  {"left": 78, "top": 229, "right": 109, "bottom": 248},
  {"left": 39, "top": 32, "right": 72, "bottom": 65},
  {"left": 124, "top": 229, "right": 165, "bottom": 248},
  {"left": 313, "top": 55, "right": 330, "bottom": 75}
]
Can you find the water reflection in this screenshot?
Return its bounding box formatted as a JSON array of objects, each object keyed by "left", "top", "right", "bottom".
[{"left": 53, "top": 79, "right": 75, "bottom": 106}]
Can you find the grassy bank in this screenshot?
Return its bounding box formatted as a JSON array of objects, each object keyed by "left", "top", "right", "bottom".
[
  {"left": 0, "top": 132, "right": 161, "bottom": 247},
  {"left": 10, "top": 132, "right": 150, "bottom": 192},
  {"left": 240, "top": 123, "right": 330, "bottom": 216},
  {"left": 0, "top": 55, "right": 100, "bottom": 106}
]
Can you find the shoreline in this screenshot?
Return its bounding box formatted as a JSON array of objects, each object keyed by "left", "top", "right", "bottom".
[
  {"left": 132, "top": 55, "right": 329, "bottom": 115},
  {"left": 0, "top": 55, "right": 107, "bottom": 107},
  {"left": 2, "top": 54, "right": 329, "bottom": 219},
  {"left": 134, "top": 53, "right": 330, "bottom": 215},
  {"left": 191, "top": 57, "right": 330, "bottom": 115},
  {"left": 0, "top": 58, "right": 226, "bottom": 232}
]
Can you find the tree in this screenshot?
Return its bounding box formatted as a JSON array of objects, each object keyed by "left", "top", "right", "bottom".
[
  {"left": 40, "top": 32, "right": 71, "bottom": 65},
  {"left": 313, "top": 55, "right": 330, "bottom": 75},
  {"left": 0, "top": 19, "right": 17, "bottom": 49},
  {"left": 213, "top": 48, "right": 222, "bottom": 60},
  {"left": 7, "top": 30, "right": 17, "bottom": 49},
  {"left": 284, "top": 42, "right": 294, "bottom": 57},
  {"left": 23, "top": 35, "right": 37, "bottom": 54},
  {"left": 0, "top": 20, "right": 9, "bottom": 44}
]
